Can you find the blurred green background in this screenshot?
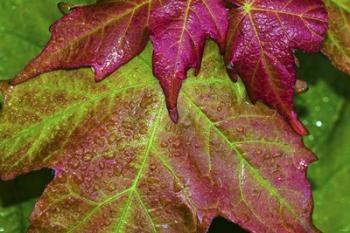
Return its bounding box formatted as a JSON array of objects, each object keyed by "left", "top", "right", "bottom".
[{"left": 0, "top": 0, "right": 349, "bottom": 232}]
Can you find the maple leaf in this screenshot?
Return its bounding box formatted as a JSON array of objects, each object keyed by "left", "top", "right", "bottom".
[
  {"left": 224, "top": 0, "right": 328, "bottom": 135},
  {"left": 0, "top": 44, "right": 318, "bottom": 233},
  {"left": 10, "top": 0, "right": 228, "bottom": 124},
  {"left": 10, "top": 0, "right": 158, "bottom": 82},
  {"left": 321, "top": 0, "right": 350, "bottom": 76},
  {"left": 148, "top": 0, "right": 228, "bottom": 121}
]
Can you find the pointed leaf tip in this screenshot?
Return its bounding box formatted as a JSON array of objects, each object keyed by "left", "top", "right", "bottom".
[
  {"left": 290, "top": 111, "right": 309, "bottom": 136},
  {"left": 225, "top": 0, "right": 327, "bottom": 136},
  {"left": 168, "top": 107, "right": 179, "bottom": 123}
]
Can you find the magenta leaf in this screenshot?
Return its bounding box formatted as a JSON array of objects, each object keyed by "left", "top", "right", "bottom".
[
  {"left": 224, "top": 0, "right": 328, "bottom": 135},
  {"left": 10, "top": 0, "right": 156, "bottom": 82},
  {"left": 10, "top": 0, "right": 328, "bottom": 135},
  {"left": 149, "top": 0, "right": 228, "bottom": 121}
]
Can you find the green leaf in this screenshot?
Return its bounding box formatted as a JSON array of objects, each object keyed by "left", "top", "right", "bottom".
[
  {"left": 296, "top": 52, "right": 350, "bottom": 232},
  {"left": 0, "top": 1, "right": 349, "bottom": 233},
  {"left": 0, "top": 1, "right": 95, "bottom": 232},
  {"left": 0, "top": 0, "right": 95, "bottom": 80},
  {"left": 0, "top": 42, "right": 318, "bottom": 233}
]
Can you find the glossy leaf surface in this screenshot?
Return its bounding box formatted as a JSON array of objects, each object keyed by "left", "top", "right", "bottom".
[
  {"left": 8, "top": 0, "right": 328, "bottom": 135},
  {"left": 10, "top": 0, "right": 157, "bottom": 83},
  {"left": 225, "top": 0, "right": 328, "bottom": 135},
  {"left": 10, "top": 0, "right": 228, "bottom": 124},
  {"left": 0, "top": 44, "right": 317, "bottom": 233},
  {"left": 149, "top": 0, "right": 228, "bottom": 121}
]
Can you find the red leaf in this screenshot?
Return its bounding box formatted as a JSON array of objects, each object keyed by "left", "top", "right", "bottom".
[
  {"left": 149, "top": 0, "right": 228, "bottom": 121},
  {"left": 10, "top": 0, "right": 156, "bottom": 82},
  {"left": 224, "top": 0, "right": 328, "bottom": 135},
  {"left": 10, "top": 0, "right": 328, "bottom": 135}
]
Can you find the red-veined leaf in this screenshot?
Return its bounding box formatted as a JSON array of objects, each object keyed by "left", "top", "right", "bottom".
[{"left": 224, "top": 0, "right": 328, "bottom": 135}]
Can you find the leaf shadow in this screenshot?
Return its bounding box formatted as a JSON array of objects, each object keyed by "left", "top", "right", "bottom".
[
  {"left": 208, "top": 217, "right": 249, "bottom": 233},
  {"left": 296, "top": 51, "right": 350, "bottom": 114},
  {"left": 0, "top": 169, "right": 53, "bottom": 207}
]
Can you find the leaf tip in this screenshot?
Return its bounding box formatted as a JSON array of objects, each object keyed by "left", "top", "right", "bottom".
[
  {"left": 290, "top": 111, "right": 309, "bottom": 136},
  {"left": 9, "top": 74, "right": 26, "bottom": 85},
  {"left": 168, "top": 107, "right": 179, "bottom": 123}
]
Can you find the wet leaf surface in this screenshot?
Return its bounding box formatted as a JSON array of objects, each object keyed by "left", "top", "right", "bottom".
[
  {"left": 0, "top": 43, "right": 317, "bottom": 232},
  {"left": 225, "top": 0, "right": 328, "bottom": 135},
  {"left": 9, "top": 0, "right": 327, "bottom": 135}
]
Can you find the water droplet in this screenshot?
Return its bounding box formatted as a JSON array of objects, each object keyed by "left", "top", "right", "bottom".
[
  {"left": 160, "top": 140, "right": 168, "bottom": 148},
  {"left": 173, "top": 151, "right": 181, "bottom": 157},
  {"left": 182, "top": 118, "right": 192, "bottom": 128},
  {"left": 149, "top": 163, "right": 157, "bottom": 171},
  {"left": 255, "top": 149, "right": 262, "bottom": 156},
  {"left": 315, "top": 120, "right": 323, "bottom": 128},
  {"left": 103, "top": 152, "right": 115, "bottom": 160},
  {"left": 236, "top": 127, "right": 244, "bottom": 133},
  {"left": 99, "top": 161, "right": 105, "bottom": 169},
  {"left": 298, "top": 159, "right": 308, "bottom": 170},
  {"left": 69, "top": 158, "right": 80, "bottom": 169},
  {"left": 308, "top": 135, "right": 314, "bottom": 141},
  {"left": 83, "top": 153, "right": 92, "bottom": 162},
  {"left": 172, "top": 138, "right": 182, "bottom": 149},
  {"left": 115, "top": 165, "right": 123, "bottom": 176},
  {"left": 57, "top": 2, "right": 74, "bottom": 14},
  {"left": 107, "top": 183, "right": 116, "bottom": 192}
]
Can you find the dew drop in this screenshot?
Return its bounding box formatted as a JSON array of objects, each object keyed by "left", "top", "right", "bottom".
[
  {"left": 83, "top": 153, "right": 92, "bottom": 162},
  {"left": 172, "top": 138, "right": 182, "bottom": 149},
  {"left": 58, "top": 2, "right": 73, "bottom": 14},
  {"left": 173, "top": 151, "right": 182, "bottom": 157},
  {"left": 69, "top": 158, "right": 80, "bottom": 169},
  {"left": 107, "top": 183, "right": 116, "bottom": 192},
  {"left": 99, "top": 161, "right": 105, "bottom": 170},
  {"left": 315, "top": 120, "right": 323, "bottom": 128},
  {"left": 297, "top": 159, "right": 308, "bottom": 170},
  {"left": 236, "top": 127, "right": 244, "bottom": 133},
  {"left": 182, "top": 118, "right": 192, "bottom": 128},
  {"left": 160, "top": 140, "right": 168, "bottom": 148},
  {"left": 103, "top": 152, "right": 115, "bottom": 160}
]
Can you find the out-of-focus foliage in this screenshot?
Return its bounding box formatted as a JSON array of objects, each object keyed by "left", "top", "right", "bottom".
[
  {"left": 296, "top": 52, "right": 350, "bottom": 232},
  {"left": 0, "top": 0, "right": 94, "bottom": 80}
]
